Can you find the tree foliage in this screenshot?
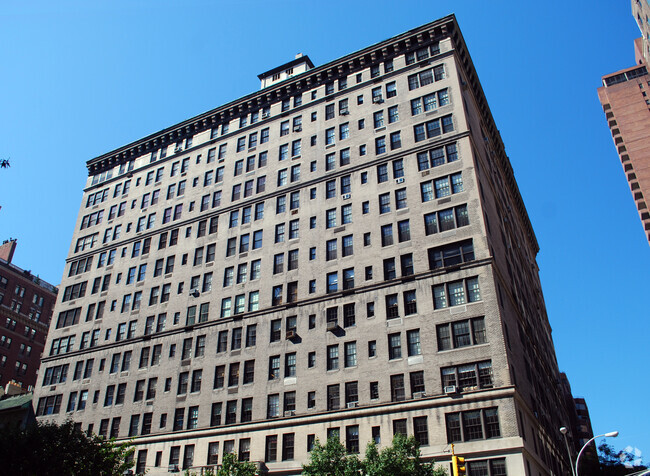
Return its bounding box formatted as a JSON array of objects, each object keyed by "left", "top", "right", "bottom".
[
  {"left": 215, "top": 452, "right": 260, "bottom": 476},
  {"left": 0, "top": 420, "right": 134, "bottom": 476},
  {"left": 597, "top": 442, "right": 647, "bottom": 476},
  {"left": 302, "top": 436, "right": 364, "bottom": 476},
  {"left": 303, "top": 434, "right": 447, "bottom": 476}
]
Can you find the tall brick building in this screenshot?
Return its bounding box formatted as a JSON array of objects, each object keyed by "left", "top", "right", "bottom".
[
  {"left": 597, "top": 0, "right": 650, "bottom": 246},
  {"left": 0, "top": 239, "right": 58, "bottom": 391},
  {"left": 34, "top": 15, "right": 574, "bottom": 475}
]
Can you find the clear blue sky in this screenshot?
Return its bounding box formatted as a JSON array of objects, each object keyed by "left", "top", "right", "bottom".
[{"left": 1, "top": 0, "right": 648, "bottom": 461}]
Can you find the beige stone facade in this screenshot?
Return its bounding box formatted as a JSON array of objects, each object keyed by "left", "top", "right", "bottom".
[{"left": 34, "top": 15, "right": 572, "bottom": 476}]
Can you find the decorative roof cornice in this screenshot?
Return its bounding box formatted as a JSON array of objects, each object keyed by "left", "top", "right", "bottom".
[{"left": 85, "top": 15, "right": 455, "bottom": 176}]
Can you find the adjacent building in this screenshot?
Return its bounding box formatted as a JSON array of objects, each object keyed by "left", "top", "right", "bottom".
[
  {"left": 34, "top": 15, "right": 573, "bottom": 475},
  {"left": 0, "top": 239, "right": 58, "bottom": 391},
  {"left": 597, "top": 1, "right": 650, "bottom": 246}
]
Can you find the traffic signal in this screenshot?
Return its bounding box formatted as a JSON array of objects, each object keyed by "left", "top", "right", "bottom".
[{"left": 452, "top": 455, "right": 466, "bottom": 476}]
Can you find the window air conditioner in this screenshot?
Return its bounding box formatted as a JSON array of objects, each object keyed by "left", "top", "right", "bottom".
[
  {"left": 342, "top": 193, "right": 351, "bottom": 200},
  {"left": 340, "top": 109, "right": 349, "bottom": 115},
  {"left": 413, "top": 391, "right": 427, "bottom": 399},
  {"left": 326, "top": 321, "right": 338, "bottom": 331},
  {"left": 284, "top": 410, "right": 295, "bottom": 417},
  {"left": 396, "top": 177, "right": 405, "bottom": 184},
  {"left": 346, "top": 401, "right": 359, "bottom": 408},
  {"left": 372, "top": 96, "right": 384, "bottom": 104},
  {"left": 293, "top": 126, "right": 302, "bottom": 132},
  {"left": 286, "top": 330, "right": 296, "bottom": 339},
  {"left": 444, "top": 385, "right": 457, "bottom": 394}
]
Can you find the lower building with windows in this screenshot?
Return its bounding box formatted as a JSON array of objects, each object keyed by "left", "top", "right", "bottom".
[
  {"left": 0, "top": 239, "right": 58, "bottom": 391},
  {"left": 34, "top": 15, "right": 574, "bottom": 475}
]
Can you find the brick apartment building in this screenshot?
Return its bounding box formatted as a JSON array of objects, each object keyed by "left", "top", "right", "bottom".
[
  {"left": 597, "top": 0, "right": 650, "bottom": 246},
  {"left": 0, "top": 239, "right": 58, "bottom": 391}
]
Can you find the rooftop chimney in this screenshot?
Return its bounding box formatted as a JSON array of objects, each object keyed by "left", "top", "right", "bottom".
[{"left": 0, "top": 239, "right": 17, "bottom": 263}]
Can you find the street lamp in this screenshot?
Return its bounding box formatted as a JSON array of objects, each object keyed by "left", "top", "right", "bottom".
[
  {"left": 575, "top": 430, "right": 619, "bottom": 476},
  {"left": 559, "top": 427, "right": 576, "bottom": 476}
]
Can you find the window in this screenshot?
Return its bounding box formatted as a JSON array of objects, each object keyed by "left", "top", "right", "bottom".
[
  {"left": 381, "top": 225, "right": 393, "bottom": 246},
  {"left": 326, "top": 128, "right": 335, "bottom": 145},
  {"left": 346, "top": 425, "right": 360, "bottom": 453},
  {"left": 428, "top": 239, "right": 475, "bottom": 269},
  {"left": 282, "top": 433, "right": 295, "bottom": 461},
  {"left": 433, "top": 277, "right": 481, "bottom": 309},
  {"left": 384, "top": 258, "right": 396, "bottom": 281},
  {"left": 325, "top": 104, "right": 335, "bottom": 120},
  {"left": 390, "top": 374, "right": 405, "bottom": 401},
  {"left": 326, "top": 209, "right": 337, "bottom": 228},
  {"left": 395, "top": 188, "right": 407, "bottom": 209},
  {"left": 327, "top": 384, "right": 340, "bottom": 410},
  {"left": 388, "top": 105, "right": 399, "bottom": 123},
  {"left": 414, "top": 114, "right": 453, "bottom": 142},
  {"left": 407, "top": 329, "right": 421, "bottom": 356},
  {"left": 390, "top": 131, "right": 401, "bottom": 149},
  {"left": 370, "top": 382, "right": 379, "bottom": 400},
  {"left": 413, "top": 416, "right": 429, "bottom": 446},
  {"left": 267, "top": 394, "right": 280, "bottom": 418},
  {"left": 379, "top": 193, "right": 390, "bottom": 213},
  {"left": 327, "top": 272, "right": 338, "bottom": 293},
  {"left": 327, "top": 345, "right": 339, "bottom": 371},
  {"left": 446, "top": 408, "right": 500, "bottom": 442},
  {"left": 344, "top": 342, "right": 357, "bottom": 367},
  {"left": 408, "top": 65, "right": 445, "bottom": 90},
  {"left": 424, "top": 204, "right": 469, "bottom": 235},
  {"left": 441, "top": 360, "right": 493, "bottom": 392},
  {"left": 386, "top": 81, "right": 397, "bottom": 98},
  {"left": 397, "top": 220, "right": 410, "bottom": 242},
  {"left": 339, "top": 123, "right": 349, "bottom": 140},
  {"left": 404, "top": 290, "right": 417, "bottom": 315},
  {"left": 285, "top": 353, "right": 296, "bottom": 377},
  {"left": 421, "top": 173, "right": 463, "bottom": 201},
  {"left": 288, "top": 219, "right": 299, "bottom": 239},
  {"left": 436, "top": 317, "right": 487, "bottom": 350},
  {"left": 388, "top": 333, "right": 401, "bottom": 359},
  {"left": 374, "top": 111, "right": 384, "bottom": 129},
  {"left": 414, "top": 85, "right": 448, "bottom": 113}
]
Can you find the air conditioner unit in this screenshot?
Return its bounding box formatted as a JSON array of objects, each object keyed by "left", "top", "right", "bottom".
[
  {"left": 293, "top": 126, "right": 302, "bottom": 132},
  {"left": 444, "top": 385, "right": 457, "bottom": 394},
  {"left": 168, "top": 464, "right": 180, "bottom": 472},
  {"left": 291, "top": 209, "right": 299, "bottom": 215},
  {"left": 346, "top": 401, "right": 359, "bottom": 408},
  {"left": 396, "top": 177, "right": 405, "bottom": 184},
  {"left": 326, "top": 321, "right": 338, "bottom": 331},
  {"left": 284, "top": 410, "right": 295, "bottom": 417},
  {"left": 340, "top": 109, "right": 349, "bottom": 115},
  {"left": 286, "top": 330, "right": 297, "bottom": 339},
  {"left": 413, "top": 391, "right": 427, "bottom": 399},
  {"left": 372, "top": 96, "right": 384, "bottom": 104},
  {"left": 262, "top": 113, "right": 270, "bottom": 119},
  {"left": 342, "top": 193, "right": 351, "bottom": 200}
]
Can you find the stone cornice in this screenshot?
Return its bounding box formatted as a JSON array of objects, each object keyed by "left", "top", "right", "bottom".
[{"left": 85, "top": 15, "right": 455, "bottom": 176}]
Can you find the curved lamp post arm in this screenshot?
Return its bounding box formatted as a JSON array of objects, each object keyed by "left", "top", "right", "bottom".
[{"left": 575, "top": 431, "right": 618, "bottom": 476}]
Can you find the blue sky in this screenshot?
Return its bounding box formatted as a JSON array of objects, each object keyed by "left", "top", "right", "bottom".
[{"left": 1, "top": 0, "right": 648, "bottom": 460}]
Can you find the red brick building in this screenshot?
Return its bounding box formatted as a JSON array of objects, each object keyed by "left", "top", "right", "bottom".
[
  {"left": 0, "top": 240, "right": 58, "bottom": 391},
  {"left": 597, "top": 1, "right": 650, "bottom": 245}
]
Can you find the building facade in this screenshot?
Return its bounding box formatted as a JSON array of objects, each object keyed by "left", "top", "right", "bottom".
[
  {"left": 597, "top": 1, "right": 650, "bottom": 246},
  {"left": 34, "top": 16, "right": 573, "bottom": 475},
  {"left": 0, "top": 239, "right": 58, "bottom": 390}
]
